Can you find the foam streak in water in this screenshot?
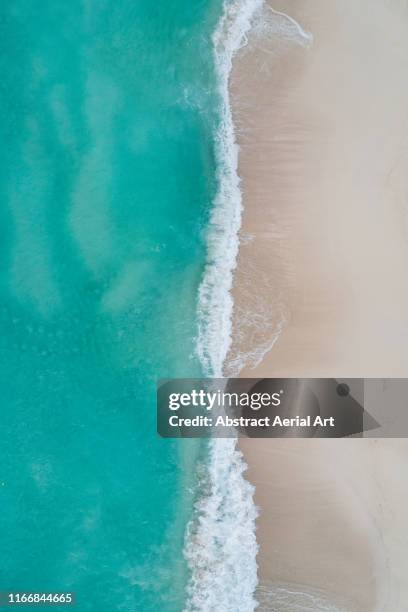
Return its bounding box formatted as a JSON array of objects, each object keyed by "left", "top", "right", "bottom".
[{"left": 268, "top": 7, "right": 313, "bottom": 46}]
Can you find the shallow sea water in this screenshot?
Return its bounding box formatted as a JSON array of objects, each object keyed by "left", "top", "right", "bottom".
[{"left": 0, "top": 1, "right": 221, "bottom": 609}]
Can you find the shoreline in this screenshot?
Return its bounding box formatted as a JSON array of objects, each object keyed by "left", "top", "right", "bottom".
[
  {"left": 229, "top": 1, "right": 408, "bottom": 609},
  {"left": 186, "top": 2, "right": 263, "bottom": 609}
]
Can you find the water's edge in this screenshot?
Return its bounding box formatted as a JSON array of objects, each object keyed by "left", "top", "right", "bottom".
[{"left": 184, "top": 2, "right": 264, "bottom": 610}]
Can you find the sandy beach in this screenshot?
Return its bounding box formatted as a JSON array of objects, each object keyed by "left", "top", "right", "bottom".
[{"left": 229, "top": 0, "right": 408, "bottom": 609}]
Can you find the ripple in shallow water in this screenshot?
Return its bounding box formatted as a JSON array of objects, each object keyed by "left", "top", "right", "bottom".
[{"left": 256, "top": 583, "right": 349, "bottom": 612}]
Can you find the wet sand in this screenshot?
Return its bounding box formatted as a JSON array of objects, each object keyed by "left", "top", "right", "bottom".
[{"left": 229, "top": 1, "right": 408, "bottom": 609}]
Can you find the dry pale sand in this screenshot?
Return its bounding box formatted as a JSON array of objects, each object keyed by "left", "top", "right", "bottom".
[{"left": 229, "top": 1, "right": 408, "bottom": 609}]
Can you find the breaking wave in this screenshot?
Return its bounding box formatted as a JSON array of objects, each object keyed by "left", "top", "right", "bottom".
[{"left": 185, "top": 1, "right": 263, "bottom": 610}]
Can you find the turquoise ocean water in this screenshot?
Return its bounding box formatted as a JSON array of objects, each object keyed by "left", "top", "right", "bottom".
[{"left": 0, "top": 1, "right": 225, "bottom": 610}]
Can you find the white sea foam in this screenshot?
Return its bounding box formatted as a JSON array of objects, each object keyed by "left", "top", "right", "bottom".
[
  {"left": 265, "top": 7, "right": 313, "bottom": 47},
  {"left": 184, "top": 437, "right": 259, "bottom": 611},
  {"left": 184, "top": 1, "right": 263, "bottom": 611},
  {"left": 196, "top": 0, "right": 263, "bottom": 378}
]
